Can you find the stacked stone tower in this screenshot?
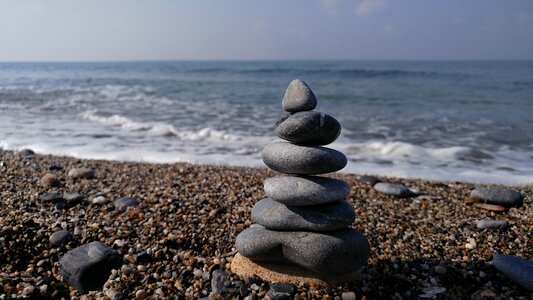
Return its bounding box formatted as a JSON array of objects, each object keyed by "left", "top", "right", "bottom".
[{"left": 232, "top": 80, "right": 370, "bottom": 283}]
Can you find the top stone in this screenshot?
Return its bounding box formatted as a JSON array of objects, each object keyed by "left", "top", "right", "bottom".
[{"left": 282, "top": 79, "right": 317, "bottom": 113}]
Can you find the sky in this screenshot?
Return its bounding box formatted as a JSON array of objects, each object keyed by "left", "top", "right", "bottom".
[{"left": 0, "top": 0, "right": 532, "bottom": 61}]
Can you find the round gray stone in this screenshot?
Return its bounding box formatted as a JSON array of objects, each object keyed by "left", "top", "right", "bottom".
[
  {"left": 492, "top": 254, "right": 533, "bottom": 291},
  {"left": 262, "top": 141, "right": 347, "bottom": 175},
  {"left": 114, "top": 197, "right": 140, "bottom": 212},
  {"left": 235, "top": 225, "right": 370, "bottom": 276},
  {"left": 470, "top": 188, "right": 523, "bottom": 207},
  {"left": 476, "top": 218, "right": 508, "bottom": 230},
  {"left": 275, "top": 111, "right": 341, "bottom": 145},
  {"left": 374, "top": 183, "right": 413, "bottom": 198},
  {"left": 282, "top": 79, "right": 317, "bottom": 113},
  {"left": 68, "top": 167, "right": 95, "bottom": 179},
  {"left": 264, "top": 176, "right": 350, "bottom": 206},
  {"left": 49, "top": 229, "right": 72, "bottom": 245},
  {"left": 251, "top": 198, "right": 355, "bottom": 231}
]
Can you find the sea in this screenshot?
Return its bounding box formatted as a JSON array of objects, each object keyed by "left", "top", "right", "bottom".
[{"left": 0, "top": 61, "right": 532, "bottom": 185}]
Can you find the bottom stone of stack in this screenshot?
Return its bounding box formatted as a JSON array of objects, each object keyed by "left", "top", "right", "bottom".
[{"left": 231, "top": 253, "right": 361, "bottom": 286}]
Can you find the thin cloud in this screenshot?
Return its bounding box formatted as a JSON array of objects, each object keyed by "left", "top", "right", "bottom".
[
  {"left": 322, "top": 0, "right": 340, "bottom": 15},
  {"left": 355, "top": 0, "right": 385, "bottom": 16}
]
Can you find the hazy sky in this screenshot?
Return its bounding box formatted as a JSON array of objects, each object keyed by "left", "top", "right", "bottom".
[{"left": 1, "top": 0, "right": 532, "bottom": 61}]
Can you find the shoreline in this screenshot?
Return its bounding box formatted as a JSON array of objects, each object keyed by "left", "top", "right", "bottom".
[{"left": 0, "top": 149, "right": 531, "bottom": 298}]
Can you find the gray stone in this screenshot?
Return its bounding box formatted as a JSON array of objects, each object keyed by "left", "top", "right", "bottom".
[
  {"left": 90, "top": 195, "right": 109, "bottom": 205},
  {"left": 374, "top": 183, "right": 413, "bottom": 197},
  {"left": 470, "top": 188, "right": 523, "bottom": 207},
  {"left": 264, "top": 176, "right": 350, "bottom": 206},
  {"left": 359, "top": 175, "right": 381, "bottom": 186},
  {"left": 59, "top": 241, "right": 122, "bottom": 292},
  {"left": 268, "top": 283, "right": 295, "bottom": 300},
  {"left": 114, "top": 197, "right": 140, "bottom": 212},
  {"left": 211, "top": 269, "right": 233, "bottom": 294},
  {"left": 275, "top": 111, "right": 341, "bottom": 145},
  {"left": 492, "top": 254, "right": 533, "bottom": 291},
  {"left": 282, "top": 79, "right": 317, "bottom": 113},
  {"left": 251, "top": 198, "right": 355, "bottom": 231},
  {"left": 476, "top": 218, "right": 508, "bottom": 230},
  {"left": 68, "top": 167, "right": 95, "bottom": 179},
  {"left": 39, "top": 192, "right": 63, "bottom": 203},
  {"left": 49, "top": 230, "right": 72, "bottom": 245},
  {"left": 63, "top": 192, "right": 84, "bottom": 204},
  {"left": 262, "top": 141, "right": 347, "bottom": 175},
  {"left": 235, "top": 225, "right": 370, "bottom": 276}
]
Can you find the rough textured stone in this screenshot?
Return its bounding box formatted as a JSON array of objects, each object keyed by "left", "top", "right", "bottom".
[
  {"left": 49, "top": 230, "right": 72, "bottom": 245},
  {"left": 275, "top": 111, "right": 341, "bottom": 145},
  {"left": 282, "top": 79, "right": 317, "bottom": 113},
  {"left": 114, "top": 197, "right": 140, "bottom": 212},
  {"left": 374, "top": 183, "right": 414, "bottom": 197},
  {"left": 268, "top": 283, "right": 296, "bottom": 300},
  {"left": 40, "top": 173, "right": 60, "bottom": 188},
  {"left": 68, "top": 167, "right": 95, "bottom": 179},
  {"left": 470, "top": 188, "right": 523, "bottom": 207},
  {"left": 492, "top": 254, "right": 533, "bottom": 291},
  {"left": 251, "top": 198, "right": 355, "bottom": 231},
  {"left": 235, "top": 225, "right": 370, "bottom": 276},
  {"left": 264, "top": 176, "right": 350, "bottom": 206},
  {"left": 476, "top": 218, "right": 508, "bottom": 230},
  {"left": 262, "top": 141, "right": 347, "bottom": 175},
  {"left": 59, "top": 241, "right": 122, "bottom": 292}
]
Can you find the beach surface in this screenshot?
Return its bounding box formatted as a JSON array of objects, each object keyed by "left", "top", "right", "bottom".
[{"left": 0, "top": 149, "right": 531, "bottom": 299}]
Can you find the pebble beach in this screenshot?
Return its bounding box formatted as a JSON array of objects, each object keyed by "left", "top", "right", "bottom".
[{"left": 0, "top": 149, "right": 532, "bottom": 299}]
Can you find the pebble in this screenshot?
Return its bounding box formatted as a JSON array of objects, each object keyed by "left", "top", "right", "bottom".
[
  {"left": 465, "top": 238, "right": 477, "bottom": 250},
  {"left": 39, "top": 192, "right": 63, "bottom": 203},
  {"left": 470, "top": 187, "right": 523, "bottom": 207},
  {"left": 374, "top": 182, "right": 414, "bottom": 197},
  {"left": 121, "top": 264, "right": 134, "bottom": 275},
  {"left": 63, "top": 192, "right": 84, "bottom": 204},
  {"left": 434, "top": 265, "right": 447, "bottom": 275},
  {"left": 268, "top": 283, "right": 296, "bottom": 300},
  {"left": 282, "top": 79, "right": 317, "bottom": 112},
  {"left": 472, "top": 203, "right": 507, "bottom": 212},
  {"left": 476, "top": 218, "right": 508, "bottom": 230},
  {"left": 359, "top": 175, "right": 381, "bottom": 186},
  {"left": 135, "top": 289, "right": 148, "bottom": 299},
  {"left": 275, "top": 111, "right": 341, "bottom": 145},
  {"left": 264, "top": 175, "right": 350, "bottom": 206},
  {"left": 49, "top": 229, "right": 72, "bottom": 245},
  {"left": 341, "top": 292, "right": 356, "bottom": 300},
  {"left": 40, "top": 173, "right": 60, "bottom": 188},
  {"left": 262, "top": 141, "right": 347, "bottom": 175},
  {"left": 114, "top": 197, "right": 140, "bottom": 212},
  {"left": 211, "top": 269, "right": 232, "bottom": 294},
  {"left": 236, "top": 225, "right": 370, "bottom": 276},
  {"left": 90, "top": 195, "right": 109, "bottom": 205},
  {"left": 251, "top": 198, "right": 355, "bottom": 231},
  {"left": 68, "top": 167, "right": 95, "bottom": 179},
  {"left": 492, "top": 254, "right": 533, "bottom": 291}
]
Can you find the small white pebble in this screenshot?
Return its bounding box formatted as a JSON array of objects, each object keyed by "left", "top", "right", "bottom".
[{"left": 137, "top": 265, "right": 147, "bottom": 272}]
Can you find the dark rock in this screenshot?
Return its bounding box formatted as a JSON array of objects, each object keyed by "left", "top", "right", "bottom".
[
  {"left": 476, "top": 218, "right": 508, "bottom": 230},
  {"left": 275, "top": 111, "right": 341, "bottom": 145},
  {"left": 268, "top": 283, "right": 296, "bottom": 300},
  {"left": 264, "top": 176, "right": 350, "bottom": 206},
  {"left": 282, "top": 79, "right": 317, "bottom": 113},
  {"left": 211, "top": 269, "right": 233, "bottom": 294},
  {"left": 252, "top": 198, "right": 355, "bottom": 231},
  {"left": 19, "top": 148, "right": 35, "bottom": 157},
  {"left": 235, "top": 225, "right": 370, "bottom": 276},
  {"left": 50, "top": 230, "right": 72, "bottom": 245},
  {"left": 374, "top": 183, "right": 414, "bottom": 197},
  {"left": 40, "top": 173, "right": 60, "bottom": 188},
  {"left": 39, "top": 192, "right": 63, "bottom": 203},
  {"left": 359, "top": 175, "right": 381, "bottom": 186},
  {"left": 262, "top": 141, "right": 347, "bottom": 175},
  {"left": 68, "top": 167, "right": 95, "bottom": 179},
  {"left": 470, "top": 188, "right": 523, "bottom": 207},
  {"left": 492, "top": 254, "right": 533, "bottom": 291},
  {"left": 63, "top": 192, "right": 84, "bottom": 204},
  {"left": 114, "top": 197, "right": 140, "bottom": 212},
  {"left": 59, "top": 241, "right": 122, "bottom": 292}
]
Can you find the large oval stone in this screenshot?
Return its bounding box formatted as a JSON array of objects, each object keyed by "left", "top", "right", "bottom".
[
  {"left": 470, "top": 188, "right": 523, "bottom": 207},
  {"left": 235, "top": 225, "right": 370, "bottom": 276},
  {"left": 264, "top": 176, "right": 350, "bottom": 206},
  {"left": 262, "top": 141, "right": 347, "bottom": 175},
  {"left": 493, "top": 254, "right": 533, "bottom": 291},
  {"left": 282, "top": 79, "right": 317, "bottom": 113},
  {"left": 252, "top": 198, "right": 355, "bottom": 231},
  {"left": 276, "top": 111, "right": 341, "bottom": 145}
]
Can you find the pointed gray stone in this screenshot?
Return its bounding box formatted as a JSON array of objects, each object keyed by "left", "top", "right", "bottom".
[
  {"left": 235, "top": 225, "right": 370, "bottom": 276},
  {"left": 470, "top": 188, "right": 523, "bottom": 207},
  {"left": 282, "top": 79, "right": 317, "bottom": 113},
  {"left": 262, "top": 141, "right": 347, "bottom": 175},
  {"left": 251, "top": 198, "right": 355, "bottom": 231},
  {"left": 492, "top": 254, "right": 533, "bottom": 291},
  {"left": 264, "top": 176, "right": 350, "bottom": 206},
  {"left": 276, "top": 111, "right": 341, "bottom": 145}
]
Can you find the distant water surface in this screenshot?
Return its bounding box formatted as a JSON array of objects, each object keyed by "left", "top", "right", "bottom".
[{"left": 0, "top": 60, "right": 532, "bottom": 185}]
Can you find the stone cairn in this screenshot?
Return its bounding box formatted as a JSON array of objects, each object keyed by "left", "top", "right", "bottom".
[{"left": 232, "top": 79, "right": 370, "bottom": 284}]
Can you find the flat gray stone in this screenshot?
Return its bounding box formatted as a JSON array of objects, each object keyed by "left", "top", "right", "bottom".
[
  {"left": 470, "top": 188, "right": 523, "bottom": 207},
  {"left": 276, "top": 111, "right": 341, "bottom": 145},
  {"left": 39, "top": 192, "right": 63, "bottom": 203},
  {"left": 268, "top": 283, "right": 296, "bottom": 300},
  {"left": 359, "top": 175, "right": 381, "bottom": 186},
  {"left": 492, "top": 254, "right": 533, "bottom": 291},
  {"left": 49, "top": 230, "right": 72, "bottom": 245},
  {"left": 282, "top": 79, "right": 317, "bottom": 113},
  {"left": 264, "top": 176, "right": 350, "bottom": 206},
  {"left": 68, "top": 167, "right": 95, "bottom": 179},
  {"left": 59, "top": 241, "right": 122, "bottom": 292},
  {"left": 374, "top": 183, "right": 413, "bottom": 197},
  {"left": 236, "top": 225, "right": 369, "bottom": 276},
  {"left": 476, "top": 218, "right": 508, "bottom": 230},
  {"left": 251, "top": 198, "right": 355, "bottom": 231},
  {"left": 114, "top": 197, "right": 140, "bottom": 212},
  {"left": 63, "top": 192, "right": 84, "bottom": 204},
  {"left": 262, "top": 141, "right": 347, "bottom": 175}
]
